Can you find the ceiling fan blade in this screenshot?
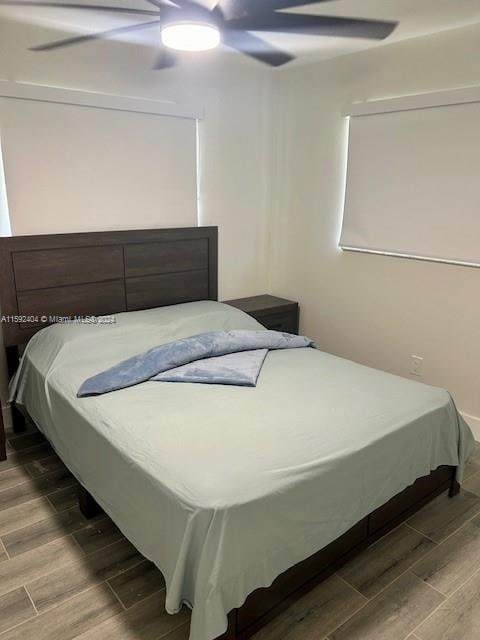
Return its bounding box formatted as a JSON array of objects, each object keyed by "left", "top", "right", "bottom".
[
  {"left": 227, "top": 13, "right": 398, "bottom": 40},
  {"left": 30, "top": 20, "right": 160, "bottom": 51},
  {"left": 0, "top": 1, "right": 160, "bottom": 15},
  {"left": 223, "top": 29, "right": 294, "bottom": 66},
  {"left": 143, "top": 0, "right": 166, "bottom": 7},
  {"left": 258, "top": 0, "right": 334, "bottom": 9},
  {"left": 145, "top": 0, "right": 192, "bottom": 9},
  {"left": 153, "top": 47, "right": 177, "bottom": 69},
  {"left": 220, "top": 0, "right": 333, "bottom": 20},
  {"left": 157, "top": 0, "right": 200, "bottom": 9}
]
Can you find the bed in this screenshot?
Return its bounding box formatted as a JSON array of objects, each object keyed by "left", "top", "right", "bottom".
[{"left": 0, "top": 227, "right": 474, "bottom": 640}]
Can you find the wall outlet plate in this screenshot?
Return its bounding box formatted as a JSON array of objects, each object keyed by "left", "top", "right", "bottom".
[{"left": 410, "top": 355, "right": 423, "bottom": 377}]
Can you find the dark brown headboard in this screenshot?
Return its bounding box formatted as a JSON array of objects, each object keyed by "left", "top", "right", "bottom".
[{"left": 0, "top": 226, "right": 217, "bottom": 348}]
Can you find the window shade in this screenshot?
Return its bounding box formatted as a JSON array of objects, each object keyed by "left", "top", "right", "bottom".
[
  {"left": 0, "top": 98, "right": 198, "bottom": 235},
  {"left": 339, "top": 101, "right": 480, "bottom": 266}
]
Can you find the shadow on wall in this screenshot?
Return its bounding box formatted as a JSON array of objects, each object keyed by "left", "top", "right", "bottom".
[{"left": 0, "top": 139, "right": 11, "bottom": 236}]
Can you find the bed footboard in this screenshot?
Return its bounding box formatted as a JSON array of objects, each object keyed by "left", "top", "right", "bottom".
[{"left": 217, "top": 464, "right": 457, "bottom": 640}]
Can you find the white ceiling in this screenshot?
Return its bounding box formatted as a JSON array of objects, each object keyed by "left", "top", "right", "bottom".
[{"left": 1, "top": 0, "right": 480, "bottom": 67}]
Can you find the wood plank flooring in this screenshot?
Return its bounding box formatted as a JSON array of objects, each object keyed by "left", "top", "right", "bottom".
[{"left": 1, "top": 425, "right": 480, "bottom": 640}]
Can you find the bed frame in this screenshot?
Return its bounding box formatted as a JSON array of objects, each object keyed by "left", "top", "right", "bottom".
[{"left": 0, "top": 226, "right": 460, "bottom": 640}]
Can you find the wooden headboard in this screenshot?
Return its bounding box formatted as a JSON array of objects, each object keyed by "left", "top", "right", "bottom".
[{"left": 0, "top": 226, "right": 217, "bottom": 348}]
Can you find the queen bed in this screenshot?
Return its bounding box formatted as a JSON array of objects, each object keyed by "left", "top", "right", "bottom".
[{"left": 0, "top": 227, "right": 474, "bottom": 640}]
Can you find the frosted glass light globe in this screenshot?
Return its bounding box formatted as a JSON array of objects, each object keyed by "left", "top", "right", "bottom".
[{"left": 161, "top": 23, "right": 220, "bottom": 52}]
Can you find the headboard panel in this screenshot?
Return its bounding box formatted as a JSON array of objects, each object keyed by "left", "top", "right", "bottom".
[{"left": 0, "top": 227, "right": 217, "bottom": 347}]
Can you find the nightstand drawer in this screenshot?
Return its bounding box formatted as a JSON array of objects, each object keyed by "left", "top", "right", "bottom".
[
  {"left": 252, "top": 309, "right": 299, "bottom": 334},
  {"left": 224, "top": 295, "right": 300, "bottom": 335}
]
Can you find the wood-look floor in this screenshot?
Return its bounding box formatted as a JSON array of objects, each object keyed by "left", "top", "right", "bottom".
[{"left": 1, "top": 425, "right": 480, "bottom": 640}]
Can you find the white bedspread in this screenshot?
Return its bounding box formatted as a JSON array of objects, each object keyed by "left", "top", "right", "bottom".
[{"left": 10, "top": 301, "right": 474, "bottom": 640}]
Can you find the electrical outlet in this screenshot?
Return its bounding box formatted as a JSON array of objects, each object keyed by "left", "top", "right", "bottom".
[{"left": 410, "top": 355, "right": 423, "bottom": 377}]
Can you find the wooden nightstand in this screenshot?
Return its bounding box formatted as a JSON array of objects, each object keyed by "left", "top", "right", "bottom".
[{"left": 224, "top": 295, "right": 299, "bottom": 335}]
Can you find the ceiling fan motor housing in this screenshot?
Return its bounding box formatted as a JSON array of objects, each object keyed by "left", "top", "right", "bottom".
[{"left": 161, "top": 3, "right": 223, "bottom": 31}]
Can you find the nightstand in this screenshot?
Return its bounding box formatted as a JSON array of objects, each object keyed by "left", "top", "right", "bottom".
[{"left": 224, "top": 295, "right": 299, "bottom": 335}]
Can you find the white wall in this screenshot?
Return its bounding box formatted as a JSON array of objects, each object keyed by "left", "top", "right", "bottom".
[
  {"left": 270, "top": 22, "right": 480, "bottom": 437},
  {"left": 0, "top": 15, "right": 273, "bottom": 301}
]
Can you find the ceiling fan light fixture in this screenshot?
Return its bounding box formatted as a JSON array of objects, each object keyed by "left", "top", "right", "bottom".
[{"left": 161, "top": 21, "right": 220, "bottom": 52}]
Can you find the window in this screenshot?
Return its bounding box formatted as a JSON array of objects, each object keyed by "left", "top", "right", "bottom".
[
  {"left": 340, "top": 95, "right": 480, "bottom": 267},
  {"left": 0, "top": 91, "right": 198, "bottom": 235}
]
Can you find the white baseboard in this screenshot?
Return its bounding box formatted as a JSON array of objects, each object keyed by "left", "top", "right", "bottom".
[{"left": 461, "top": 412, "right": 480, "bottom": 442}]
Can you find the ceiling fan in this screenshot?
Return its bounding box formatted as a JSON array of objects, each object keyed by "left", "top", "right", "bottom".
[{"left": 0, "top": 0, "right": 398, "bottom": 68}]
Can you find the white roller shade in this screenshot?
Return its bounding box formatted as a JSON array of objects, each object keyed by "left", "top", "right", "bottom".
[
  {"left": 340, "top": 101, "right": 480, "bottom": 266},
  {"left": 0, "top": 97, "right": 198, "bottom": 235}
]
